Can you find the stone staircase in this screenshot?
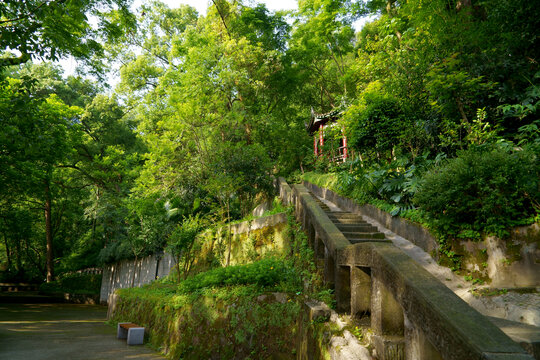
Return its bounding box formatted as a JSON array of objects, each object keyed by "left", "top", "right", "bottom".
[
  {"left": 311, "top": 191, "right": 540, "bottom": 359},
  {"left": 311, "top": 194, "right": 387, "bottom": 244}
]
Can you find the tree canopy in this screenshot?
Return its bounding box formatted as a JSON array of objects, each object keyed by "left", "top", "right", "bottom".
[{"left": 1, "top": 0, "right": 538, "bottom": 282}]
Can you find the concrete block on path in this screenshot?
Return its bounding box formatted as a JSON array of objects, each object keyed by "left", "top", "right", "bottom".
[
  {"left": 117, "top": 322, "right": 130, "bottom": 339},
  {"left": 127, "top": 327, "right": 145, "bottom": 345},
  {"left": 117, "top": 322, "right": 145, "bottom": 345}
]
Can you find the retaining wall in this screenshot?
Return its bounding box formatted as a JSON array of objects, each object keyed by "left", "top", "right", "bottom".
[
  {"left": 100, "top": 212, "right": 288, "bottom": 304},
  {"left": 100, "top": 252, "right": 176, "bottom": 304}
]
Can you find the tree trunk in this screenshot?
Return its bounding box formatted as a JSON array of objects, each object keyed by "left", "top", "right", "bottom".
[
  {"left": 176, "top": 254, "right": 182, "bottom": 282},
  {"left": 44, "top": 180, "right": 54, "bottom": 282},
  {"left": 2, "top": 233, "right": 11, "bottom": 269},
  {"left": 226, "top": 200, "right": 232, "bottom": 267},
  {"left": 15, "top": 235, "right": 23, "bottom": 275}
]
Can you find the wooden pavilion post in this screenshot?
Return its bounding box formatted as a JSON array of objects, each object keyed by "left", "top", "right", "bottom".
[
  {"left": 319, "top": 124, "right": 324, "bottom": 156},
  {"left": 343, "top": 134, "right": 348, "bottom": 160}
]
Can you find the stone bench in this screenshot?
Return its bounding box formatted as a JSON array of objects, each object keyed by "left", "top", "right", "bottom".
[{"left": 117, "top": 322, "right": 144, "bottom": 345}]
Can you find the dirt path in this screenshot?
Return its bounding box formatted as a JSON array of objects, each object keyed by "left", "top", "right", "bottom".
[{"left": 0, "top": 302, "right": 164, "bottom": 360}]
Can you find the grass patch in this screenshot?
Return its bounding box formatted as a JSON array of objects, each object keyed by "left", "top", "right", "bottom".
[{"left": 301, "top": 172, "right": 339, "bottom": 191}]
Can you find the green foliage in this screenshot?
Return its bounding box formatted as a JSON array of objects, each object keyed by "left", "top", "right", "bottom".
[
  {"left": 285, "top": 206, "right": 322, "bottom": 295},
  {"left": 362, "top": 153, "right": 446, "bottom": 215},
  {"left": 425, "top": 56, "right": 497, "bottom": 149},
  {"left": 415, "top": 146, "right": 540, "bottom": 238},
  {"left": 112, "top": 282, "right": 301, "bottom": 359},
  {"left": 302, "top": 172, "right": 339, "bottom": 191},
  {"left": 208, "top": 142, "right": 274, "bottom": 218},
  {"left": 3, "top": 0, "right": 540, "bottom": 286},
  {"left": 334, "top": 168, "right": 375, "bottom": 205},
  {"left": 0, "top": 0, "right": 135, "bottom": 70},
  {"left": 304, "top": 152, "right": 444, "bottom": 217},
  {"left": 178, "top": 257, "right": 293, "bottom": 293},
  {"left": 39, "top": 273, "right": 101, "bottom": 295},
  {"left": 167, "top": 214, "right": 206, "bottom": 281},
  {"left": 230, "top": 196, "right": 287, "bottom": 225},
  {"left": 343, "top": 83, "right": 411, "bottom": 157}
]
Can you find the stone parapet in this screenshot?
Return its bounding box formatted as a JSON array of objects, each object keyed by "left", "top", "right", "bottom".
[{"left": 276, "top": 177, "right": 534, "bottom": 360}]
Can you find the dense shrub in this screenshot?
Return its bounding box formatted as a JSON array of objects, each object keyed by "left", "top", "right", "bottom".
[
  {"left": 178, "top": 257, "right": 294, "bottom": 293},
  {"left": 344, "top": 91, "right": 404, "bottom": 156},
  {"left": 341, "top": 83, "right": 427, "bottom": 159},
  {"left": 414, "top": 146, "right": 539, "bottom": 238},
  {"left": 39, "top": 273, "right": 102, "bottom": 295},
  {"left": 303, "top": 152, "right": 444, "bottom": 216}
]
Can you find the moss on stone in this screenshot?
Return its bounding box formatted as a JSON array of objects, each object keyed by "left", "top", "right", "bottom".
[{"left": 111, "top": 284, "right": 301, "bottom": 359}]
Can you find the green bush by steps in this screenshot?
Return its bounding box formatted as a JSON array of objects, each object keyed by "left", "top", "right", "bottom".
[
  {"left": 414, "top": 145, "right": 539, "bottom": 239},
  {"left": 179, "top": 257, "right": 296, "bottom": 293}
]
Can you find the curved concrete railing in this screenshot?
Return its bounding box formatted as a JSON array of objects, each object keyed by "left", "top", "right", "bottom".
[{"left": 276, "top": 177, "right": 533, "bottom": 360}]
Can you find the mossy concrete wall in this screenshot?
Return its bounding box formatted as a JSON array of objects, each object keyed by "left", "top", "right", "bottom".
[
  {"left": 100, "top": 213, "right": 288, "bottom": 304},
  {"left": 223, "top": 213, "right": 289, "bottom": 266},
  {"left": 108, "top": 290, "right": 301, "bottom": 359},
  {"left": 460, "top": 224, "right": 540, "bottom": 287}
]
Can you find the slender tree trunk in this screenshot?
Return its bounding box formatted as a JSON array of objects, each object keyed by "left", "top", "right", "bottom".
[
  {"left": 2, "top": 233, "right": 11, "bottom": 269},
  {"left": 44, "top": 180, "right": 54, "bottom": 282},
  {"left": 226, "top": 200, "right": 232, "bottom": 267},
  {"left": 15, "top": 236, "right": 22, "bottom": 274},
  {"left": 176, "top": 256, "right": 182, "bottom": 282}
]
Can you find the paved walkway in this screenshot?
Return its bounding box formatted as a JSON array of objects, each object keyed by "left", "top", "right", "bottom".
[{"left": 0, "top": 301, "right": 164, "bottom": 360}]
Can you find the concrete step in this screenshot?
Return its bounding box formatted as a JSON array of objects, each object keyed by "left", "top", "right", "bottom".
[
  {"left": 330, "top": 217, "right": 366, "bottom": 224},
  {"left": 349, "top": 238, "right": 391, "bottom": 244},
  {"left": 336, "top": 224, "right": 378, "bottom": 232},
  {"left": 314, "top": 201, "right": 330, "bottom": 207},
  {"left": 342, "top": 232, "right": 386, "bottom": 240},
  {"left": 327, "top": 213, "right": 362, "bottom": 219}
]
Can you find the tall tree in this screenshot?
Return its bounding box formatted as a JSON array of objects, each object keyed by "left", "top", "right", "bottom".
[{"left": 0, "top": 76, "right": 83, "bottom": 281}]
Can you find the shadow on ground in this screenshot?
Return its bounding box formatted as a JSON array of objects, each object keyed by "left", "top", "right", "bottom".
[{"left": 0, "top": 301, "right": 164, "bottom": 360}]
